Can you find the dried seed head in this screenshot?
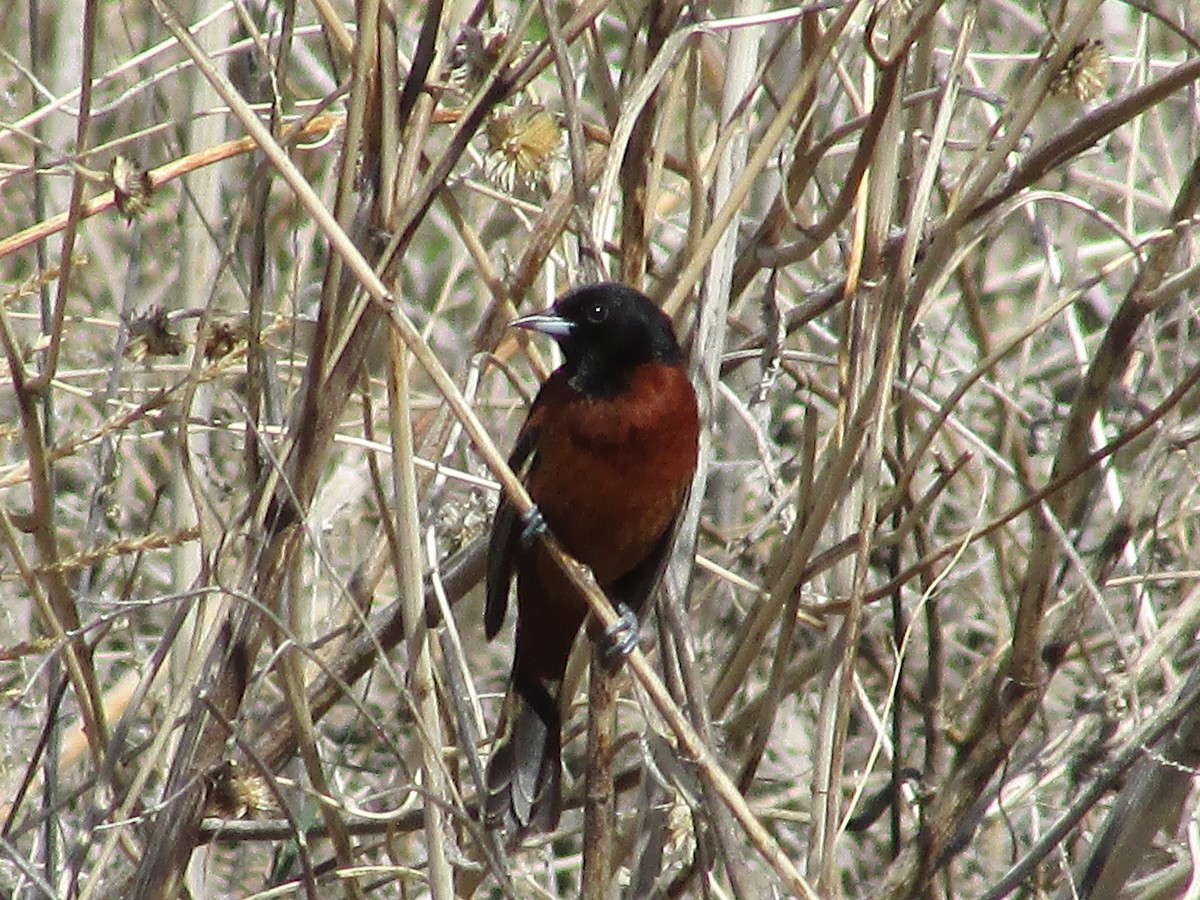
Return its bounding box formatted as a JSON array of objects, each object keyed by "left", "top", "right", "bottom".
[
  {"left": 447, "top": 21, "right": 515, "bottom": 92},
  {"left": 1051, "top": 39, "right": 1109, "bottom": 102},
  {"left": 205, "top": 761, "right": 278, "bottom": 819},
  {"left": 111, "top": 155, "right": 154, "bottom": 222},
  {"left": 204, "top": 317, "right": 251, "bottom": 362},
  {"left": 484, "top": 104, "right": 563, "bottom": 192},
  {"left": 125, "top": 306, "right": 184, "bottom": 361}
]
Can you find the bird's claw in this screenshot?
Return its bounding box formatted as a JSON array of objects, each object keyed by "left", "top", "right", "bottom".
[
  {"left": 519, "top": 506, "right": 548, "bottom": 550},
  {"left": 598, "top": 604, "right": 640, "bottom": 671}
]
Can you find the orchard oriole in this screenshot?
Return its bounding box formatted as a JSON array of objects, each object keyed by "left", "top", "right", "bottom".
[{"left": 484, "top": 282, "right": 700, "bottom": 833}]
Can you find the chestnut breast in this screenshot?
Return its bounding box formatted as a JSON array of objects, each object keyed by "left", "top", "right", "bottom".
[{"left": 526, "top": 363, "right": 699, "bottom": 585}]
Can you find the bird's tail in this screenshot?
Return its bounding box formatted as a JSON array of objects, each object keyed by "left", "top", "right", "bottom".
[{"left": 484, "top": 674, "right": 562, "bottom": 834}]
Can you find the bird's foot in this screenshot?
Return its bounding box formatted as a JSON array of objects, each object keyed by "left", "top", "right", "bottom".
[
  {"left": 598, "top": 604, "right": 640, "bottom": 671},
  {"left": 518, "top": 506, "right": 548, "bottom": 550}
]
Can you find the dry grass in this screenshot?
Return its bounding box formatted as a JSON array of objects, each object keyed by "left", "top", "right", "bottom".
[{"left": 3, "top": 0, "right": 1200, "bottom": 897}]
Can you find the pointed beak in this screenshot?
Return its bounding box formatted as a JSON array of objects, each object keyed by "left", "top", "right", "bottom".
[{"left": 510, "top": 309, "right": 574, "bottom": 339}]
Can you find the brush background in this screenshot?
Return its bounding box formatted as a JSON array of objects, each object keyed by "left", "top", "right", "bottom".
[{"left": 2, "top": 1, "right": 1200, "bottom": 897}]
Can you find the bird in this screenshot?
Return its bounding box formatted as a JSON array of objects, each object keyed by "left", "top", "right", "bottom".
[{"left": 483, "top": 281, "right": 700, "bottom": 834}]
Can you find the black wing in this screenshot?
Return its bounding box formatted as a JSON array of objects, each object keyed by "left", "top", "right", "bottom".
[
  {"left": 605, "top": 509, "right": 685, "bottom": 617},
  {"left": 484, "top": 418, "right": 540, "bottom": 640}
]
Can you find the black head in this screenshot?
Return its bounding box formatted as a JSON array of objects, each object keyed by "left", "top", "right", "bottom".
[{"left": 511, "top": 282, "right": 684, "bottom": 397}]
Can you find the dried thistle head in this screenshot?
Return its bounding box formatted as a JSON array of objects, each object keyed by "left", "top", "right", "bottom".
[
  {"left": 484, "top": 104, "right": 563, "bottom": 192},
  {"left": 205, "top": 761, "right": 278, "bottom": 819},
  {"left": 111, "top": 155, "right": 154, "bottom": 222},
  {"left": 204, "top": 317, "right": 251, "bottom": 362},
  {"left": 434, "top": 492, "right": 490, "bottom": 557},
  {"left": 447, "top": 21, "right": 515, "bottom": 92},
  {"left": 125, "top": 306, "right": 184, "bottom": 361},
  {"left": 1051, "top": 39, "right": 1110, "bottom": 102}
]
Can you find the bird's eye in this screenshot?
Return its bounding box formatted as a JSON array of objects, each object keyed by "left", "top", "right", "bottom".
[{"left": 586, "top": 303, "right": 608, "bottom": 323}]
